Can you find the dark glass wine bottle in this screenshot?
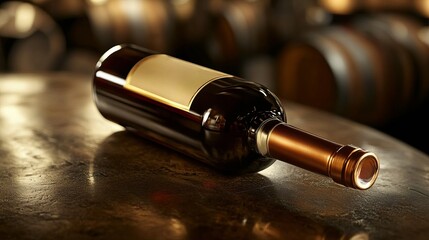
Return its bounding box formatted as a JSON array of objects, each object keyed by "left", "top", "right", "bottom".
[{"left": 93, "top": 44, "right": 379, "bottom": 190}]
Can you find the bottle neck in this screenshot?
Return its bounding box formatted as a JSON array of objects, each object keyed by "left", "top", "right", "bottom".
[{"left": 256, "top": 119, "right": 379, "bottom": 190}]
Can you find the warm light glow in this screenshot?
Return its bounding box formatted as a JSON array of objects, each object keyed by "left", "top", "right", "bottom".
[
  {"left": 0, "top": 76, "right": 45, "bottom": 95},
  {"left": 172, "top": 0, "right": 195, "bottom": 22},
  {"left": 319, "top": 0, "right": 358, "bottom": 14},
  {"left": 115, "top": 205, "right": 189, "bottom": 238},
  {"left": 15, "top": 3, "right": 36, "bottom": 33},
  {"left": 169, "top": 218, "right": 187, "bottom": 236},
  {"left": 259, "top": 161, "right": 287, "bottom": 180},
  {"left": 306, "top": 6, "right": 332, "bottom": 25},
  {"left": 88, "top": 160, "right": 95, "bottom": 186},
  {"left": 88, "top": 0, "right": 108, "bottom": 5},
  {"left": 31, "top": 0, "right": 50, "bottom": 4},
  {"left": 0, "top": 9, "right": 9, "bottom": 28},
  {"left": 0, "top": 78, "right": 53, "bottom": 206},
  {"left": 415, "top": 0, "right": 429, "bottom": 17},
  {"left": 252, "top": 221, "right": 281, "bottom": 239},
  {"left": 418, "top": 27, "right": 429, "bottom": 47},
  {"left": 391, "top": 21, "right": 409, "bottom": 42}
]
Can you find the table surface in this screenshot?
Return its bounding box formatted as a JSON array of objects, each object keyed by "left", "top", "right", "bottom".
[{"left": 0, "top": 73, "right": 428, "bottom": 240}]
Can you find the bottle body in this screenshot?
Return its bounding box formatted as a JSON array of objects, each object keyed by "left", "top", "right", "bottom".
[{"left": 93, "top": 44, "right": 284, "bottom": 173}]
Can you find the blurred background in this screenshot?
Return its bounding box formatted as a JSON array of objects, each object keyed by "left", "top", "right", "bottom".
[{"left": 0, "top": 0, "right": 428, "bottom": 154}]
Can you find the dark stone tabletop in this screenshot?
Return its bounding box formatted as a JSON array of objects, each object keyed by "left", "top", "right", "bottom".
[{"left": 0, "top": 73, "right": 428, "bottom": 239}]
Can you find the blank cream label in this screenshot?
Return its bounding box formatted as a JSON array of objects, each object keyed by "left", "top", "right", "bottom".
[{"left": 125, "top": 54, "right": 230, "bottom": 111}]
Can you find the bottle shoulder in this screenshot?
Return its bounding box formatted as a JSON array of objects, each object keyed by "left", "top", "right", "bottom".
[
  {"left": 191, "top": 76, "right": 285, "bottom": 117},
  {"left": 191, "top": 77, "right": 286, "bottom": 123},
  {"left": 193, "top": 77, "right": 284, "bottom": 173},
  {"left": 192, "top": 76, "right": 285, "bottom": 145}
]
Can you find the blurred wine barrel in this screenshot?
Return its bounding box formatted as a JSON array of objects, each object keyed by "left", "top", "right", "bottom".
[
  {"left": 269, "top": 0, "right": 331, "bottom": 45},
  {"left": 171, "top": 0, "right": 222, "bottom": 43},
  {"left": 352, "top": 14, "right": 429, "bottom": 110},
  {"left": 368, "top": 14, "right": 429, "bottom": 106},
  {"left": 277, "top": 25, "right": 399, "bottom": 125},
  {"left": 277, "top": 13, "right": 429, "bottom": 126},
  {"left": 169, "top": 0, "right": 222, "bottom": 65},
  {"left": 172, "top": 0, "right": 206, "bottom": 45},
  {"left": 86, "top": 0, "right": 176, "bottom": 54},
  {"left": 420, "top": 26, "right": 429, "bottom": 49},
  {"left": 0, "top": 1, "right": 66, "bottom": 72},
  {"left": 318, "top": 0, "right": 417, "bottom": 15},
  {"left": 206, "top": 0, "right": 270, "bottom": 72},
  {"left": 28, "top": 0, "right": 87, "bottom": 19}
]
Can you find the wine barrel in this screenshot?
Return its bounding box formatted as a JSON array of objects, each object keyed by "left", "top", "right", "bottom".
[
  {"left": 28, "top": 0, "right": 86, "bottom": 19},
  {"left": 277, "top": 25, "right": 396, "bottom": 125},
  {"left": 86, "top": 0, "right": 176, "bottom": 54},
  {"left": 319, "top": 0, "right": 416, "bottom": 15},
  {"left": 206, "top": 0, "right": 270, "bottom": 70},
  {"left": 0, "top": 1, "right": 66, "bottom": 72},
  {"left": 268, "top": 0, "right": 332, "bottom": 48},
  {"left": 369, "top": 14, "right": 429, "bottom": 106},
  {"left": 170, "top": 0, "right": 221, "bottom": 64},
  {"left": 351, "top": 14, "right": 425, "bottom": 114},
  {"left": 277, "top": 13, "right": 429, "bottom": 125}
]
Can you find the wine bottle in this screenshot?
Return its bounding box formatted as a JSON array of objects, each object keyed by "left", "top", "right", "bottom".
[{"left": 92, "top": 44, "right": 379, "bottom": 190}]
